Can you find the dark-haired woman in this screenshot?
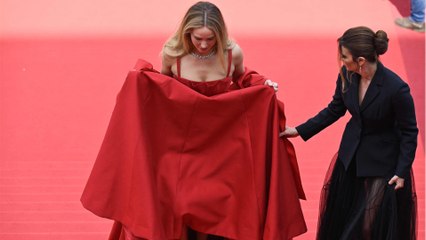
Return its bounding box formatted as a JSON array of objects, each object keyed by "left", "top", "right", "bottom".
[{"left": 282, "top": 26, "right": 418, "bottom": 239}]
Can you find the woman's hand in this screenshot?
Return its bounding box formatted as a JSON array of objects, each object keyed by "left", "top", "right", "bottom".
[
  {"left": 279, "top": 126, "right": 299, "bottom": 138},
  {"left": 264, "top": 79, "right": 278, "bottom": 92},
  {"left": 388, "top": 175, "right": 405, "bottom": 190}
]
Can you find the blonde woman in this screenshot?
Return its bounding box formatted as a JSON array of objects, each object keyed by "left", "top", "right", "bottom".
[
  {"left": 161, "top": 1, "right": 277, "bottom": 96},
  {"left": 81, "top": 2, "right": 305, "bottom": 240},
  {"left": 163, "top": 3, "right": 264, "bottom": 239}
]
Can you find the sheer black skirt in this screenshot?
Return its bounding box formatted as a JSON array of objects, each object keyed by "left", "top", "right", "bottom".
[{"left": 317, "top": 155, "right": 417, "bottom": 240}]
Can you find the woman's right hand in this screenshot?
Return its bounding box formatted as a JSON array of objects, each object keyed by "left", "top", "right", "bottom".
[
  {"left": 264, "top": 79, "right": 279, "bottom": 92},
  {"left": 279, "top": 126, "right": 299, "bottom": 138}
]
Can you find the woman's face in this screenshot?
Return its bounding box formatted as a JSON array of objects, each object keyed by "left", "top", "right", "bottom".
[
  {"left": 340, "top": 46, "right": 358, "bottom": 72},
  {"left": 190, "top": 26, "right": 217, "bottom": 55}
]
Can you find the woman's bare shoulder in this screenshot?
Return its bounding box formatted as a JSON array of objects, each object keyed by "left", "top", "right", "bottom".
[
  {"left": 231, "top": 43, "right": 243, "bottom": 64},
  {"left": 161, "top": 51, "right": 176, "bottom": 75}
]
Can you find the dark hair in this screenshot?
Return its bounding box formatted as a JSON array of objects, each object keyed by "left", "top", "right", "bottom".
[
  {"left": 338, "top": 26, "right": 389, "bottom": 91},
  {"left": 338, "top": 26, "right": 388, "bottom": 62}
]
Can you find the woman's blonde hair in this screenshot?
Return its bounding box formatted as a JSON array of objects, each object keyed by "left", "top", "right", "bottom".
[{"left": 162, "top": 1, "right": 234, "bottom": 69}]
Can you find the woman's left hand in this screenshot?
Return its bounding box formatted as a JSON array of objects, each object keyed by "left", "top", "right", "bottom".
[
  {"left": 388, "top": 175, "right": 405, "bottom": 190},
  {"left": 264, "top": 79, "right": 278, "bottom": 92}
]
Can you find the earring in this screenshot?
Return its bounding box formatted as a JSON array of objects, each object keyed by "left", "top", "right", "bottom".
[{"left": 359, "top": 65, "right": 362, "bottom": 73}]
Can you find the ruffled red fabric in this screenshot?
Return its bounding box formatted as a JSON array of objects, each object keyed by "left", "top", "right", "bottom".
[{"left": 81, "top": 60, "right": 306, "bottom": 240}]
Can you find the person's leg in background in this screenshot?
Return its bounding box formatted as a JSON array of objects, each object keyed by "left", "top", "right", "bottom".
[{"left": 395, "top": 0, "right": 425, "bottom": 32}]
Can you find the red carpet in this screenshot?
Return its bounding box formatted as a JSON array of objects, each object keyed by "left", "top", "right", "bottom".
[{"left": 0, "top": 1, "right": 424, "bottom": 239}]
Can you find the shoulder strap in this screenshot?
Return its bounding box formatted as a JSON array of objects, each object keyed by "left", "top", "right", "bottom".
[
  {"left": 176, "top": 57, "right": 181, "bottom": 77},
  {"left": 226, "top": 49, "right": 232, "bottom": 77}
]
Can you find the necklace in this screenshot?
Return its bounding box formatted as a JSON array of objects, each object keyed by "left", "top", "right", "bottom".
[{"left": 190, "top": 51, "right": 215, "bottom": 60}]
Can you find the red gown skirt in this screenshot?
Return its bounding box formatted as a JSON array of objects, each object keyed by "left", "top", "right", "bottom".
[{"left": 81, "top": 60, "right": 307, "bottom": 240}]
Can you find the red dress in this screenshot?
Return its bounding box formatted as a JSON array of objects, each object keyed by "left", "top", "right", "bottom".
[{"left": 81, "top": 57, "right": 307, "bottom": 240}]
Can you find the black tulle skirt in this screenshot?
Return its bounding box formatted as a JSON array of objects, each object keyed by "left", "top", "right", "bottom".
[{"left": 317, "top": 154, "right": 417, "bottom": 240}]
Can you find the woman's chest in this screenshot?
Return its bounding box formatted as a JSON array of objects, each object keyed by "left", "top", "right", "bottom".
[
  {"left": 344, "top": 85, "right": 395, "bottom": 124},
  {"left": 172, "top": 56, "right": 233, "bottom": 82}
]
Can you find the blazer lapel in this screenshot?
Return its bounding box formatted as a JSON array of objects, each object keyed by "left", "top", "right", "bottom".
[
  {"left": 360, "top": 62, "right": 384, "bottom": 112},
  {"left": 341, "top": 70, "right": 361, "bottom": 115},
  {"left": 351, "top": 75, "right": 361, "bottom": 115}
]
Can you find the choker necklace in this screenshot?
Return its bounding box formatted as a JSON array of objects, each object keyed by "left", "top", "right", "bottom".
[{"left": 190, "top": 51, "right": 215, "bottom": 60}]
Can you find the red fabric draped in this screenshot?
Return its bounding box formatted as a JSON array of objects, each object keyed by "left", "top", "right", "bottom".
[{"left": 81, "top": 60, "right": 306, "bottom": 240}]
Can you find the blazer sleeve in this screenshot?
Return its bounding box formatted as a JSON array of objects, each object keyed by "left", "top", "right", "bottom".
[
  {"left": 296, "top": 75, "right": 347, "bottom": 141},
  {"left": 393, "top": 83, "right": 418, "bottom": 178}
]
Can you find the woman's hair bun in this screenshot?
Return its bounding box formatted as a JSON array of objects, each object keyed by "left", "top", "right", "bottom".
[{"left": 374, "top": 30, "right": 389, "bottom": 55}]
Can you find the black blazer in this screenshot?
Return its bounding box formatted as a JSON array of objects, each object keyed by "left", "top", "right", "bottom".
[{"left": 296, "top": 62, "right": 418, "bottom": 178}]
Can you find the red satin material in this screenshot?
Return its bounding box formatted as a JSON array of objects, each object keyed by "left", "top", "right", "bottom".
[{"left": 81, "top": 60, "right": 306, "bottom": 240}]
